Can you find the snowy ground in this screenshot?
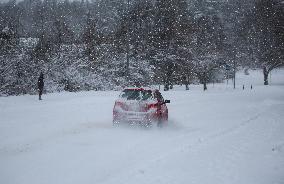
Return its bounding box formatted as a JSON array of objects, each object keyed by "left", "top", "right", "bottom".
[{"left": 1, "top": 69, "right": 284, "bottom": 184}]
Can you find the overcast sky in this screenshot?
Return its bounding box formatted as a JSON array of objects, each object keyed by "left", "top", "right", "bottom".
[
  {"left": 0, "top": 0, "right": 19, "bottom": 3},
  {"left": 0, "top": 0, "right": 82, "bottom": 3}
]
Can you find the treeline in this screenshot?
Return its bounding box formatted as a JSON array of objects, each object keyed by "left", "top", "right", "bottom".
[{"left": 0, "top": 0, "right": 283, "bottom": 95}]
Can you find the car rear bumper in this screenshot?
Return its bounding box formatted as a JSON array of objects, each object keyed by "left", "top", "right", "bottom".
[{"left": 113, "top": 110, "right": 158, "bottom": 124}]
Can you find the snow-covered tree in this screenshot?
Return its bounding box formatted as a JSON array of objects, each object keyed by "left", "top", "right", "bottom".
[
  {"left": 191, "top": 5, "right": 225, "bottom": 90},
  {"left": 242, "top": 0, "right": 284, "bottom": 85},
  {"left": 82, "top": 12, "right": 101, "bottom": 61},
  {"left": 150, "top": 0, "right": 192, "bottom": 90}
]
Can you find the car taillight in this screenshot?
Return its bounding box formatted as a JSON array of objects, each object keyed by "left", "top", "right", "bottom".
[
  {"left": 114, "top": 101, "right": 127, "bottom": 111},
  {"left": 147, "top": 103, "right": 158, "bottom": 110}
]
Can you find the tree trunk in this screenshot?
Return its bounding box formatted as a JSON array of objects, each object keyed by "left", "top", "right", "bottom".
[
  {"left": 203, "top": 82, "right": 207, "bottom": 91},
  {"left": 203, "top": 72, "right": 207, "bottom": 91},
  {"left": 263, "top": 67, "right": 269, "bottom": 85},
  {"left": 183, "top": 75, "right": 189, "bottom": 90},
  {"left": 164, "top": 84, "right": 169, "bottom": 91},
  {"left": 185, "top": 84, "right": 189, "bottom": 90},
  {"left": 164, "top": 78, "right": 169, "bottom": 91}
]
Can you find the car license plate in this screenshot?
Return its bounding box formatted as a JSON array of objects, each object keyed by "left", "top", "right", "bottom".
[{"left": 127, "top": 113, "right": 143, "bottom": 120}]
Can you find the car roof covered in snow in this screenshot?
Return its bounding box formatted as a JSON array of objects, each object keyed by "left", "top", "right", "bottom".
[{"left": 123, "top": 87, "right": 158, "bottom": 91}]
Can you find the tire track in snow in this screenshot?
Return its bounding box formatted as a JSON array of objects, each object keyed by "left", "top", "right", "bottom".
[
  {"left": 98, "top": 111, "right": 264, "bottom": 184},
  {"left": 113, "top": 102, "right": 283, "bottom": 184}
]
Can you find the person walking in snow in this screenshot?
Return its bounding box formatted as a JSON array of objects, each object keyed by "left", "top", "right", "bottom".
[{"left": 38, "top": 72, "right": 44, "bottom": 100}]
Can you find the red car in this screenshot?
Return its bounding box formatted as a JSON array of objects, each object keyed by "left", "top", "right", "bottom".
[{"left": 113, "top": 88, "right": 170, "bottom": 127}]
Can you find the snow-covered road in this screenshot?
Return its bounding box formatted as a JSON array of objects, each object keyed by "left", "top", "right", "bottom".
[{"left": 1, "top": 70, "right": 284, "bottom": 184}]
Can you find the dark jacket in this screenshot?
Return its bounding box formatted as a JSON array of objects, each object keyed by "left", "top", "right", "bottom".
[{"left": 38, "top": 73, "right": 44, "bottom": 90}]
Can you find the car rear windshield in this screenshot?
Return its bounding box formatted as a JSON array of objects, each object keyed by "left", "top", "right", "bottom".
[{"left": 120, "top": 89, "right": 153, "bottom": 101}]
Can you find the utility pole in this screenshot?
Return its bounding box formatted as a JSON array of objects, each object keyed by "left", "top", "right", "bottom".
[
  {"left": 233, "top": 58, "right": 236, "bottom": 89},
  {"left": 125, "top": 0, "right": 130, "bottom": 83}
]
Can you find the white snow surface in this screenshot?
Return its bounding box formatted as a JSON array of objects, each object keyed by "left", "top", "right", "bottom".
[{"left": 1, "top": 69, "right": 284, "bottom": 184}]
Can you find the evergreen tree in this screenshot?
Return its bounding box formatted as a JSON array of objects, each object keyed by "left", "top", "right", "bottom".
[
  {"left": 151, "top": 0, "right": 191, "bottom": 90},
  {"left": 83, "top": 12, "right": 101, "bottom": 61}
]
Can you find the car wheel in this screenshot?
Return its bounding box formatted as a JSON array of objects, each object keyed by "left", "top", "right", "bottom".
[
  {"left": 157, "top": 115, "right": 163, "bottom": 128},
  {"left": 113, "top": 121, "right": 120, "bottom": 127}
]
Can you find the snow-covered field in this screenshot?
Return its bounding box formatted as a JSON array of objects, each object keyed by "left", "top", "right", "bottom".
[{"left": 1, "top": 69, "right": 284, "bottom": 184}]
